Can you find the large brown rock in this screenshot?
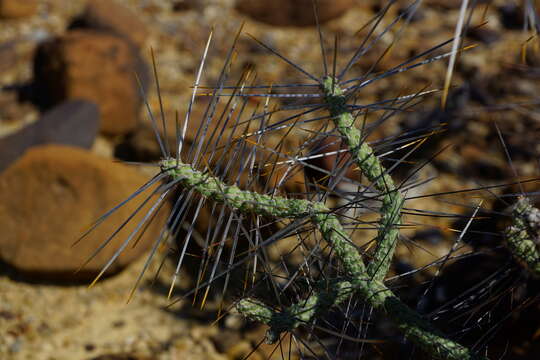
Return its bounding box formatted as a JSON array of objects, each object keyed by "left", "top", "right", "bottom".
[
  {"left": 0, "top": 145, "right": 169, "bottom": 281},
  {"left": 34, "top": 30, "right": 149, "bottom": 136},
  {"left": 70, "top": 0, "right": 150, "bottom": 48},
  {"left": 0, "top": 0, "right": 38, "bottom": 19},
  {"left": 236, "top": 0, "right": 354, "bottom": 27}
]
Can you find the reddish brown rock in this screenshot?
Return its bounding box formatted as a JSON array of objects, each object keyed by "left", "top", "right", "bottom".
[
  {"left": 71, "top": 0, "right": 150, "bottom": 48},
  {"left": 0, "top": 145, "right": 169, "bottom": 281},
  {"left": 236, "top": 0, "right": 354, "bottom": 27},
  {"left": 0, "top": 0, "right": 38, "bottom": 19},
  {"left": 34, "top": 30, "right": 149, "bottom": 136}
]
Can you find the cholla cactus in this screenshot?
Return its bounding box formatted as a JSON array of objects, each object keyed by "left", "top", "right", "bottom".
[
  {"left": 77, "top": 1, "right": 540, "bottom": 359},
  {"left": 504, "top": 197, "right": 540, "bottom": 277}
]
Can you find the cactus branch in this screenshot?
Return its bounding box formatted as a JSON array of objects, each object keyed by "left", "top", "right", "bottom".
[
  {"left": 159, "top": 159, "right": 366, "bottom": 277},
  {"left": 505, "top": 197, "right": 540, "bottom": 277},
  {"left": 159, "top": 159, "right": 483, "bottom": 360},
  {"left": 238, "top": 277, "right": 484, "bottom": 360},
  {"left": 322, "top": 76, "right": 404, "bottom": 281}
]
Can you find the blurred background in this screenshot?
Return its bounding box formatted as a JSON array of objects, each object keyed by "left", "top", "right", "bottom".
[{"left": 0, "top": 0, "right": 539, "bottom": 359}]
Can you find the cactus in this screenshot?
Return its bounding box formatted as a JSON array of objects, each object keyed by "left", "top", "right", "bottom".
[
  {"left": 78, "top": 1, "right": 540, "bottom": 359},
  {"left": 504, "top": 197, "right": 540, "bottom": 277}
]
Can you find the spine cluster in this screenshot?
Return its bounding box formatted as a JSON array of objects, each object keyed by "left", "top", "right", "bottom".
[{"left": 158, "top": 78, "right": 492, "bottom": 360}]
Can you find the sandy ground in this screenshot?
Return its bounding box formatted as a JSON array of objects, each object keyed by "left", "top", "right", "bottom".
[{"left": 1, "top": 1, "right": 539, "bottom": 359}]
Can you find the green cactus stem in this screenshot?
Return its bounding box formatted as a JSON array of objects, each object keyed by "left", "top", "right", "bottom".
[
  {"left": 238, "top": 277, "right": 484, "bottom": 360},
  {"left": 504, "top": 197, "right": 540, "bottom": 277},
  {"left": 160, "top": 158, "right": 483, "bottom": 360},
  {"left": 322, "top": 76, "right": 404, "bottom": 281}
]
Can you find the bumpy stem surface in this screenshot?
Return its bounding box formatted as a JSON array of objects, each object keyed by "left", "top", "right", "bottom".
[
  {"left": 160, "top": 159, "right": 483, "bottom": 360},
  {"left": 505, "top": 197, "right": 540, "bottom": 277},
  {"left": 236, "top": 280, "right": 354, "bottom": 344},
  {"left": 322, "top": 77, "right": 403, "bottom": 281},
  {"left": 160, "top": 159, "right": 366, "bottom": 277},
  {"left": 238, "top": 278, "right": 482, "bottom": 360}
]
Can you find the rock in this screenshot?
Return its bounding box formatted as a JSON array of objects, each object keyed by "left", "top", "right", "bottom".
[
  {"left": 33, "top": 30, "right": 149, "bottom": 136},
  {"left": 69, "top": 0, "right": 150, "bottom": 48},
  {"left": 0, "top": 0, "right": 38, "bottom": 19},
  {"left": 235, "top": 0, "right": 354, "bottom": 27},
  {"left": 0, "top": 145, "right": 169, "bottom": 281},
  {"left": 0, "top": 100, "right": 99, "bottom": 173}
]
